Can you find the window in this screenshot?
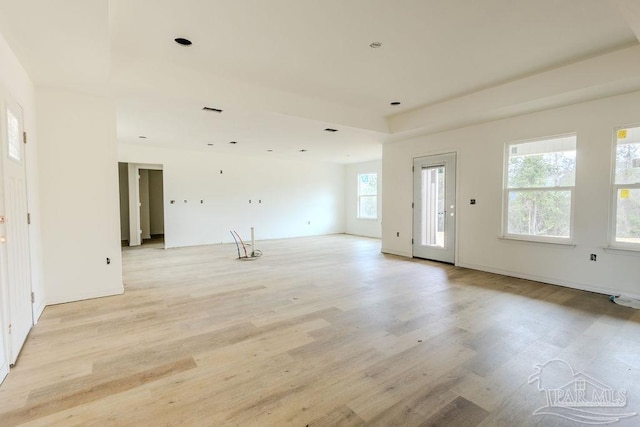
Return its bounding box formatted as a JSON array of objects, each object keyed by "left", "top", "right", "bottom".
[
  {"left": 7, "top": 108, "right": 22, "bottom": 162},
  {"left": 357, "top": 173, "right": 377, "bottom": 219},
  {"left": 612, "top": 126, "right": 640, "bottom": 247},
  {"left": 504, "top": 134, "right": 576, "bottom": 241}
]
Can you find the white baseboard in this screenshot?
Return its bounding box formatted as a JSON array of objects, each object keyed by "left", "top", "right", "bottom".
[
  {"left": 46, "top": 285, "right": 124, "bottom": 306},
  {"left": 456, "top": 262, "right": 626, "bottom": 297},
  {"left": 33, "top": 299, "right": 46, "bottom": 324},
  {"left": 381, "top": 247, "right": 412, "bottom": 258}
]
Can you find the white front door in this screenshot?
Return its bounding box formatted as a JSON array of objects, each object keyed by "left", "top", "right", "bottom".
[
  {"left": 0, "top": 112, "right": 6, "bottom": 383},
  {"left": 0, "top": 87, "right": 33, "bottom": 366},
  {"left": 413, "top": 153, "right": 456, "bottom": 263}
]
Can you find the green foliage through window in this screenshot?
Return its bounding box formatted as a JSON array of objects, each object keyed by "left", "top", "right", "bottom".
[
  {"left": 358, "top": 173, "right": 377, "bottom": 219},
  {"left": 614, "top": 126, "right": 640, "bottom": 245},
  {"left": 505, "top": 135, "right": 576, "bottom": 239}
]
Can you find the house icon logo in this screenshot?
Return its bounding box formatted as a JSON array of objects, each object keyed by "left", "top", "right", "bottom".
[{"left": 528, "top": 359, "right": 637, "bottom": 424}]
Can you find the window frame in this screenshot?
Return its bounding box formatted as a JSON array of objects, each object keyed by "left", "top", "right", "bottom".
[
  {"left": 6, "top": 104, "right": 23, "bottom": 163},
  {"left": 502, "top": 133, "right": 577, "bottom": 244},
  {"left": 609, "top": 124, "right": 640, "bottom": 251},
  {"left": 357, "top": 172, "right": 378, "bottom": 220}
]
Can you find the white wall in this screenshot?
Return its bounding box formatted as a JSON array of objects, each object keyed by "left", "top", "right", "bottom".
[
  {"left": 118, "top": 144, "right": 345, "bottom": 248},
  {"left": 37, "top": 88, "right": 123, "bottom": 304},
  {"left": 118, "top": 162, "right": 129, "bottom": 241},
  {"left": 345, "top": 160, "right": 382, "bottom": 238},
  {"left": 383, "top": 90, "right": 640, "bottom": 298}
]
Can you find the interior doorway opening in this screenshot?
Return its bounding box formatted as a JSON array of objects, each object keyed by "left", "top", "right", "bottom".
[
  {"left": 139, "top": 169, "right": 164, "bottom": 245},
  {"left": 118, "top": 163, "right": 165, "bottom": 247}
]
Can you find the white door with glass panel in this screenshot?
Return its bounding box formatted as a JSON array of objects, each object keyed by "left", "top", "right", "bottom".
[
  {"left": 413, "top": 153, "right": 456, "bottom": 263},
  {"left": 0, "top": 90, "right": 33, "bottom": 367}
]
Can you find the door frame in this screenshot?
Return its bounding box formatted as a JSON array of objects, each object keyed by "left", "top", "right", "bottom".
[
  {"left": 412, "top": 152, "right": 458, "bottom": 264},
  {"left": 0, "top": 84, "right": 33, "bottom": 370},
  {"left": 0, "top": 136, "right": 7, "bottom": 382},
  {"left": 126, "top": 163, "right": 163, "bottom": 247}
]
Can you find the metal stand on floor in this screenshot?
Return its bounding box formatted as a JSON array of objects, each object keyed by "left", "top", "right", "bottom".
[{"left": 230, "top": 227, "right": 262, "bottom": 260}]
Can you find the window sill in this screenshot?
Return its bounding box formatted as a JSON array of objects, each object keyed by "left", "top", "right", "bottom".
[
  {"left": 603, "top": 246, "right": 640, "bottom": 256},
  {"left": 356, "top": 217, "right": 379, "bottom": 221},
  {"left": 499, "top": 236, "right": 576, "bottom": 248}
]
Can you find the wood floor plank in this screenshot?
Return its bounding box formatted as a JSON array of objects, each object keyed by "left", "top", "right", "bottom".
[
  {"left": 0, "top": 357, "right": 197, "bottom": 426},
  {"left": 418, "top": 395, "right": 489, "bottom": 427},
  {"left": 1, "top": 235, "right": 640, "bottom": 426}
]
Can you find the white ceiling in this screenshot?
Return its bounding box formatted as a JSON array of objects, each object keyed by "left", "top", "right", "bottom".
[{"left": 1, "top": 0, "right": 639, "bottom": 163}]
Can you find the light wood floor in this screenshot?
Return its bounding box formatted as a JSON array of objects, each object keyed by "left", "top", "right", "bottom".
[{"left": 1, "top": 235, "right": 640, "bottom": 426}]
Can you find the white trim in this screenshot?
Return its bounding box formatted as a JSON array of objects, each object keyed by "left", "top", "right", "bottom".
[
  {"left": 603, "top": 246, "right": 640, "bottom": 256},
  {"left": 127, "top": 164, "right": 140, "bottom": 246},
  {"left": 457, "top": 262, "right": 624, "bottom": 298},
  {"left": 0, "top": 362, "right": 7, "bottom": 385},
  {"left": 498, "top": 235, "right": 576, "bottom": 247},
  {"left": 381, "top": 247, "right": 412, "bottom": 258},
  {"left": 132, "top": 163, "right": 163, "bottom": 171},
  {"left": 33, "top": 299, "right": 45, "bottom": 323},
  {"left": 46, "top": 285, "right": 124, "bottom": 306}
]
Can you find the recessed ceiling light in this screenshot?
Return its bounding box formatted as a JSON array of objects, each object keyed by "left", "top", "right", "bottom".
[
  {"left": 175, "top": 37, "right": 192, "bottom": 46},
  {"left": 229, "top": 141, "right": 237, "bottom": 145},
  {"left": 202, "top": 107, "right": 223, "bottom": 113},
  {"left": 324, "top": 128, "right": 338, "bottom": 132},
  {"left": 369, "top": 42, "right": 382, "bottom": 48},
  {"left": 299, "top": 149, "right": 307, "bottom": 152},
  {"left": 138, "top": 136, "right": 147, "bottom": 139},
  {"left": 390, "top": 101, "right": 401, "bottom": 106}
]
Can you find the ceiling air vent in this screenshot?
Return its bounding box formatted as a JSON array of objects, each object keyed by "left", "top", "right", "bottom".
[
  {"left": 174, "top": 38, "right": 192, "bottom": 46},
  {"left": 202, "top": 107, "right": 223, "bottom": 113},
  {"left": 324, "top": 128, "right": 338, "bottom": 132}
]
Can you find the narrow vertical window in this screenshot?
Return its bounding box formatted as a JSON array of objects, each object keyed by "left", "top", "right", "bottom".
[
  {"left": 612, "top": 126, "right": 640, "bottom": 247},
  {"left": 7, "top": 108, "right": 22, "bottom": 162},
  {"left": 504, "top": 134, "right": 576, "bottom": 241},
  {"left": 357, "top": 173, "right": 377, "bottom": 219}
]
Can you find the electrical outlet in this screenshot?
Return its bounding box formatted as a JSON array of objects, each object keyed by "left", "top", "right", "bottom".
[
  {"left": 106, "top": 257, "right": 111, "bottom": 265},
  {"left": 590, "top": 254, "right": 597, "bottom": 261},
  {"left": 396, "top": 232, "right": 400, "bottom": 237}
]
